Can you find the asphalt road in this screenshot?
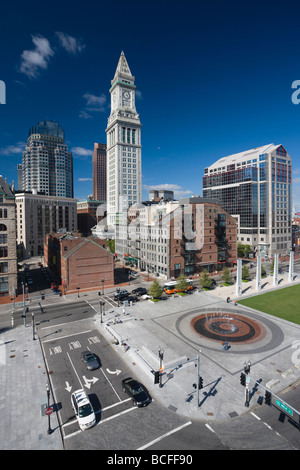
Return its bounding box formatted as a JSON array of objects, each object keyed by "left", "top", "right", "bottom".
[{"left": 2, "top": 271, "right": 300, "bottom": 451}]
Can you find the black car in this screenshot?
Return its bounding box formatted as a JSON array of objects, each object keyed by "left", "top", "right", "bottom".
[
  {"left": 114, "top": 289, "right": 128, "bottom": 301},
  {"left": 122, "top": 377, "right": 151, "bottom": 407},
  {"left": 132, "top": 287, "right": 147, "bottom": 296},
  {"left": 124, "top": 295, "right": 138, "bottom": 303}
]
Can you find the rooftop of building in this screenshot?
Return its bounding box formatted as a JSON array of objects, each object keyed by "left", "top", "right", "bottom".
[{"left": 205, "top": 143, "right": 290, "bottom": 170}]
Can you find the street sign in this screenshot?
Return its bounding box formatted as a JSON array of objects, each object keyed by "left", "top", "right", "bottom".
[
  {"left": 275, "top": 399, "right": 293, "bottom": 417},
  {"left": 45, "top": 407, "right": 53, "bottom": 416}
]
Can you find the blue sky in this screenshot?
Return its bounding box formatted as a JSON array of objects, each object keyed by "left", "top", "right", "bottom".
[{"left": 1, "top": 0, "right": 300, "bottom": 211}]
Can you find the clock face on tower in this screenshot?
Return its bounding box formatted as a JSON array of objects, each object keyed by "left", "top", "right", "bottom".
[{"left": 122, "top": 89, "right": 131, "bottom": 106}]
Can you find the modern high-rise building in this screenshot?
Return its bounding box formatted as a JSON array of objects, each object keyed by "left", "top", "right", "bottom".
[
  {"left": 22, "top": 120, "right": 73, "bottom": 198},
  {"left": 92, "top": 143, "right": 106, "bottom": 201},
  {"left": 106, "top": 51, "right": 142, "bottom": 226},
  {"left": 203, "top": 143, "right": 292, "bottom": 257}
]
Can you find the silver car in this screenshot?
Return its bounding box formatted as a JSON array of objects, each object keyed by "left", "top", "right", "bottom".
[{"left": 81, "top": 351, "right": 99, "bottom": 371}]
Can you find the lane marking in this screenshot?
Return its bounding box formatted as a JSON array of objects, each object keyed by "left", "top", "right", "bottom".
[
  {"left": 67, "top": 352, "right": 83, "bottom": 389},
  {"left": 42, "top": 330, "right": 92, "bottom": 343},
  {"left": 205, "top": 423, "right": 216, "bottom": 434},
  {"left": 251, "top": 412, "right": 261, "bottom": 420},
  {"left": 100, "top": 367, "right": 122, "bottom": 401},
  {"left": 64, "top": 406, "right": 138, "bottom": 439},
  {"left": 137, "top": 421, "right": 192, "bottom": 450},
  {"left": 40, "top": 318, "right": 89, "bottom": 330}
]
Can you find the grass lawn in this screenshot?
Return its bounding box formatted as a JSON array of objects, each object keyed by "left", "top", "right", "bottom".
[{"left": 238, "top": 283, "right": 300, "bottom": 325}]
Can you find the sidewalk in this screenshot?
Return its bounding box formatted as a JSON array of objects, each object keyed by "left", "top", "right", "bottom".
[{"left": 0, "top": 325, "right": 63, "bottom": 450}]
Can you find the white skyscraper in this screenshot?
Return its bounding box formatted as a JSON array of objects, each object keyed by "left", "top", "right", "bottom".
[{"left": 106, "top": 51, "right": 142, "bottom": 226}]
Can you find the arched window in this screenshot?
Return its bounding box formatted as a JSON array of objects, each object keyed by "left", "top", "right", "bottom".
[{"left": 0, "top": 224, "right": 7, "bottom": 231}]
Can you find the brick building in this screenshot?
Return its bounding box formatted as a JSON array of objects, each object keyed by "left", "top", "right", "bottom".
[
  {"left": 116, "top": 197, "right": 237, "bottom": 278},
  {"left": 44, "top": 232, "right": 114, "bottom": 292},
  {"left": 0, "top": 176, "right": 17, "bottom": 298}
]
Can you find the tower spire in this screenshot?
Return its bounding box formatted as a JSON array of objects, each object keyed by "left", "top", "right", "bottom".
[{"left": 112, "top": 51, "right": 134, "bottom": 85}]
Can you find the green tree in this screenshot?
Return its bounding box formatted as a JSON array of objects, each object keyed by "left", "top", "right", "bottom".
[
  {"left": 176, "top": 274, "right": 189, "bottom": 292},
  {"left": 107, "top": 239, "right": 115, "bottom": 254},
  {"left": 199, "top": 269, "right": 212, "bottom": 289},
  {"left": 148, "top": 279, "right": 164, "bottom": 300},
  {"left": 242, "top": 265, "right": 250, "bottom": 280},
  {"left": 221, "top": 266, "right": 231, "bottom": 284},
  {"left": 237, "top": 243, "right": 252, "bottom": 258}
]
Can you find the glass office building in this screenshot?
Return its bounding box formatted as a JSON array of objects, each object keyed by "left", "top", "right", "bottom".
[
  {"left": 22, "top": 120, "right": 73, "bottom": 198},
  {"left": 203, "top": 143, "right": 292, "bottom": 257}
]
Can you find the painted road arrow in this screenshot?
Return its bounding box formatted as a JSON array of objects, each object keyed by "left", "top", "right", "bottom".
[
  {"left": 83, "top": 376, "right": 99, "bottom": 389},
  {"left": 65, "top": 381, "right": 72, "bottom": 393},
  {"left": 106, "top": 368, "right": 122, "bottom": 375}
]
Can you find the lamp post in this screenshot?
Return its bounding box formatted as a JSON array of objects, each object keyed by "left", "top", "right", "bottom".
[
  {"left": 101, "top": 278, "right": 105, "bottom": 295},
  {"left": 100, "top": 300, "right": 105, "bottom": 323},
  {"left": 32, "top": 312, "right": 35, "bottom": 340},
  {"left": 46, "top": 382, "right": 53, "bottom": 435},
  {"left": 158, "top": 347, "right": 164, "bottom": 388},
  {"left": 116, "top": 287, "right": 120, "bottom": 307},
  {"left": 243, "top": 360, "right": 251, "bottom": 407}
]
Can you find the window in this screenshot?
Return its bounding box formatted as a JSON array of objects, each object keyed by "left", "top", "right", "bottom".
[
  {"left": 0, "top": 262, "right": 8, "bottom": 273},
  {"left": 0, "top": 247, "right": 8, "bottom": 257},
  {"left": 0, "top": 276, "right": 8, "bottom": 293}
]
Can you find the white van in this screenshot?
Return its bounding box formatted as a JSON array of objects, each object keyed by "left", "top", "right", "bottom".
[{"left": 71, "top": 389, "right": 96, "bottom": 431}]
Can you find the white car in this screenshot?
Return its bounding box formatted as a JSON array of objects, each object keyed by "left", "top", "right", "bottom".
[
  {"left": 71, "top": 389, "right": 96, "bottom": 431},
  {"left": 141, "top": 294, "right": 151, "bottom": 300}
]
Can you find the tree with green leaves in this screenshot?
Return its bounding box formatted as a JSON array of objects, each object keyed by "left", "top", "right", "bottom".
[
  {"left": 107, "top": 239, "right": 115, "bottom": 254},
  {"left": 221, "top": 266, "right": 231, "bottom": 284},
  {"left": 176, "top": 274, "right": 190, "bottom": 292},
  {"left": 242, "top": 265, "right": 250, "bottom": 280},
  {"left": 199, "top": 269, "right": 212, "bottom": 289},
  {"left": 148, "top": 279, "right": 164, "bottom": 300}
]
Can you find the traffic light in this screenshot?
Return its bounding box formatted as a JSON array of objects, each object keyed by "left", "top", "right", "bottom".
[
  {"left": 265, "top": 391, "right": 272, "bottom": 406},
  {"left": 199, "top": 376, "right": 203, "bottom": 389},
  {"left": 154, "top": 371, "right": 160, "bottom": 384},
  {"left": 240, "top": 372, "right": 246, "bottom": 386}
]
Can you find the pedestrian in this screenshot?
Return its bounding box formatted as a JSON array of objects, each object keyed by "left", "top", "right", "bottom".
[
  {"left": 234, "top": 299, "right": 237, "bottom": 306},
  {"left": 227, "top": 297, "right": 230, "bottom": 303}
]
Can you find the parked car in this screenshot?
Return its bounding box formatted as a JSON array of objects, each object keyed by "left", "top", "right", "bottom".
[
  {"left": 124, "top": 295, "right": 138, "bottom": 303},
  {"left": 132, "top": 287, "right": 147, "bottom": 296},
  {"left": 71, "top": 389, "right": 96, "bottom": 430},
  {"left": 81, "top": 351, "right": 99, "bottom": 370},
  {"left": 130, "top": 271, "right": 139, "bottom": 278},
  {"left": 122, "top": 377, "right": 151, "bottom": 407},
  {"left": 114, "top": 289, "right": 128, "bottom": 300},
  {"left": 141, "top": 294, "right": 151, "bottom": 300}
]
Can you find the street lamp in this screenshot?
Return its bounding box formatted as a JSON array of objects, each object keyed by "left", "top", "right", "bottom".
[
  {"left": 116, "top": 288, "right": 120, "bottom": 307},
  {"left": 32, "top": 312, "right": 35, "bottom": 340},
  {"left": 45, "top": 382, "right": 53, "bottom": 435},
  {"left": 158, "top": 347, "right": 164, "bottom": 388},
  {"left": 101, "top": 278, "right": 105, "bottom": 295},
  {"left": 100, "top": 300, "right": 105, "bottom": 323},
  {"left": 243, "top": 360, "right": 251, "bottom": 407}
]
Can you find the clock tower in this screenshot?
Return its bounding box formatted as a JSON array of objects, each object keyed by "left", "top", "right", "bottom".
[{"left": 106, "top": 51, "right": 142, "bottom": 226}]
